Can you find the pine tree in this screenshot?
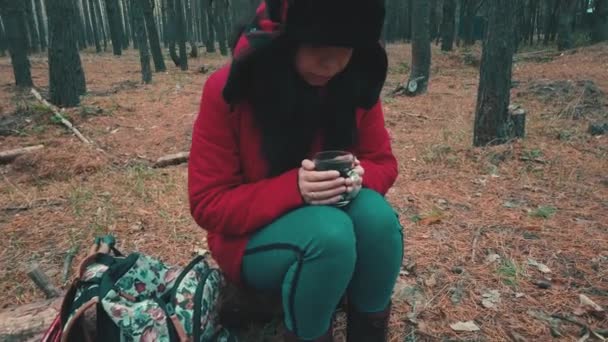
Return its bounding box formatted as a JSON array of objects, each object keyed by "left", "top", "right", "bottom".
[
  {"left": 204, "top": 0, "right": 216, "bottom": 52},
  {"left": 215, "top": 0, "right": 228, "bottom": 56},
  {"left": 105, "top": 0, "right": 124, "bottom": 54},
  {"left": 167, "top": 0, "right": 180, "bottom": 66},
  {"left": 198, "top": 0, "right": 208, "bottom": 49},
  {"left": 89, "top": 0, "right": 102, "bottom": 52},
  {"left": 592, "top": 0, "right": 608, "bottom": 42},
  {"left": 34, "top": 0, "right": 47, "bottom": 49},
  {"left": 132, "top": 0, "right": 152, "bottom": 83},
  {"left": 0, "top": 15, "right": 6, "bottom": 57},
  {"left": 473, "top": 0, "right": 517, "bottom": 146},
  {"left": 0, "top": 2, "right": 33, "bottom": 87},
  {"left": 141, "top": 0, "right": 166, "bottom": 71},
  {"left": 175, "top": 0, "right": 188, "bottom": 69},
  {"left": 75, "top": 0, "right": 89, "bottom": 49},
  {"left": 557, "top": 0, "right": 576, "bottom": 50},
  {"left": 93, "top": 0, "right": 108, "bottom": 50},
  {"left": 82, "top": 0, "right": 95, "bottom": 47},
  {"left": 441, "top": 0, "right": 456, "bottom": 51},
  {"left": 48, "top": 0, "right": 87, "bottom": 106},
  {"left": 25, "top": 0, "right": 40, "bottom": 52},
  {"left": 407, "top": 0, "right": 431, "bottom": 95}
]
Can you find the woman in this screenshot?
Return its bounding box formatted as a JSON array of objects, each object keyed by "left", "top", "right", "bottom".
[{"left": 188, "top": 0, "right": 403, "bottom": 341}]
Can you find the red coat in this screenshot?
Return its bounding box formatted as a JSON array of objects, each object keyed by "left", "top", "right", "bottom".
[{"left": 188, "top": 65, "right": 398, "bottom": 284}]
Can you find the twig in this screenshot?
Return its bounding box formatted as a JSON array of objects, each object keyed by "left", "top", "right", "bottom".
[
  {"left": 26, "top": 263, "right": 61, "bottom": 299},
  {"left": 30, "top": 88, "right": 92, "bottom": 145},
  {"left": 404, "top": 112, "right": 430, "bottom": 120},
  {"left": 0, "top": 145, "right": 44, "bottom": 164},
  {"left": 471, "top": 227, "right": 483, "bottom": 262},
  {"left": 153, "top": 152, "right": 190, "bottom": 168},
  {"left": 2, "top": 198, "right": 65, "bottom": 212}
]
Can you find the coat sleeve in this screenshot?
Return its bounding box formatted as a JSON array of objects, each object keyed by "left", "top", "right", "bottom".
[
  {"left": 355, "top": 100, "right": 399, "bottom": 195},
  {"left": 188, "top": 70, "right": 304, "bottom": 236}
]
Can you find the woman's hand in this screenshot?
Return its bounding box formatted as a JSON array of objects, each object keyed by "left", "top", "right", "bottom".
[
  {"left": 345, "top": 158, "right": 364, "bottom": 198},
  {"left": 298, "top": 159, "right": 347, "bottom": 205}
]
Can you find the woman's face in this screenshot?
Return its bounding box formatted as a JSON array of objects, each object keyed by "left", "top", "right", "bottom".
[{"left": 295, "top": 45, "right": 353, "bottom": 86}]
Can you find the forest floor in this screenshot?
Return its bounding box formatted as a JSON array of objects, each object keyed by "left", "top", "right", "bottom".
[{"left": 0, "top": 42, "right": 607, "bottom": 341}]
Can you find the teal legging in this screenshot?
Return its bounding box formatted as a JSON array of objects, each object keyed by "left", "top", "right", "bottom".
[{"left": 241, "top": 189, "right": 404, "bottom": 340}]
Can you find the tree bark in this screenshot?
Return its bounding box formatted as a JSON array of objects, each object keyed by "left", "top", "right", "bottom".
[
  {"left": 167, "top": 0, "right": 180, "bottom": 65},
  {"left": 34, "top": 0, "right": 47, "bottom": 49},
  {"left": 128, "top": 0, "right": 138, "bottom": 49},
  {"left": 473, "top": 0, "right": 516, "bottom": 147},
  {"left": 47, "top": 0, "right": 87, "bottom": 107},
  {"left": 592, "top": 0, "right": 608, "bottom": 42},
  {"left": 543, "top": 0, "right": 559, "bottom": 45},
  {"left": 175, "top": 0, "right": 188, "bottom": 69},
  {"left": 186, "top": 0, "right": 198, "bottom": 57},
  {"left": 82, "top": 0, "right": 95, "bottom": 48},
  {"left": 162, "top": 0, "right": 169, "bottom": 46},
  {"left": 407, "top": 0, "right": 431, "bottom": 95},
  {"left": 141, "top": 0, "right": 166, "bottom": 71},
  {"left": 89, "top": 0, "right": 102, "bottom": 52},
  {"left": 204, "top": 0, "right": 216, "bottom": 52},
  {"left": 429, "top": 0, "right": 438, "bottom": 41},
  {"left": 215, "top": 0, "right": 228, "bottom": 56},
  {"left": 1, "top": 2, "right": 33, "bottom": 87},
  {"left": 25, "top": 0, "right": 40, "bottom": 52},
  {"left": 94, "top": 0, "right": 108, "bottom": 50},
  {"left": 75, "top": 0, "right": 88, "bottom": 49},
  {"left": 199, "top": 0, "right": 208, "bottom": 48},
  {"left": 105, "top": 0, "right": 124, "bottom": 54},
  {"left": 0, "top": 16, "right": 6, "bottom": 57},
  {"left": 132, "top": 0, "right": 152, "bottom": 83},
  {"left": 120, "top": 0, "right": 131, "bottom": 48},
  {"left": 462, "top": 0, "right": 476, "bottom": 46},
  {"left": 0, "top": 298, "right": 62, "bottom": 342},
  {"left": 441, "top": 0, "right": 456, "bottom": 51},
  {"left": 557, "top": 0, "right": 576, "bottom": 50}
]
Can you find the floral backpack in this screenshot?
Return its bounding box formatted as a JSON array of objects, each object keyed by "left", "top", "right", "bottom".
[{"left": 42, "top": 235, "right": 237, "bottom": 342}]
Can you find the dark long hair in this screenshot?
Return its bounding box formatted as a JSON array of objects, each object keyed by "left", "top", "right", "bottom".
[{"left": 223, "top": 36, "right": 386, "bottom": 176}]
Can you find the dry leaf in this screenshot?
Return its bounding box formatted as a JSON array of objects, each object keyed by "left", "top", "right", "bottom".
[
  {"left": 528, "top": 258, "right": 551, "bottom": 273},
  {"left": 580, "top": 294, "right": 604, "bottom": 312},
  {"left": 450, "top": 321, "right": 480, "bottom": 332},
  {"left": 419, "top": 216, "right": 442, "bottom": 225},
  {"left": 481, "top": 290, "right": 501, "bottom": 309}
]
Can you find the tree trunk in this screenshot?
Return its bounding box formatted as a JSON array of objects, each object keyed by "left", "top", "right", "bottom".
[
  {"left": 89, "top": 0, "right": 102, "bottom": 52},
  {"left": 132, "top": 0, "right": 152, "bottom": 83},
  {"left": 105, "top": 0, "right": 124, "bottom": 54},
  {"left": 462, "top": 0, "right": 476, "bottom": 46},
  {"left": 82, "top": 0, "right": 95, "bottom": 48},
  {"left": 1, "top": 3, "right": 33, "bottom": 87},
  {"left": 141, "top": 0, "right": 166, "bottom": 71},
  {"left": 167, "top": 0, "right": 180, "bottom": 65},
  {"left": 473, "top": 0, "right": 516, "bottom": 147},
  {"left": 528, "top": 0, "right": 539, "bottom": 44},
  {"left": 215, "top": 0, "right": 228, "bottom": 56},
  {"left": 120, "top": 0, "right": 131, "bottom": 48},
  {"left": 25, "top": 0, "right": 40, "bottom": 52},
  {"left": 592, "top": 0, "right": 608, "bottom": 42},
  {"left": 129, "top": 0, "right": 139, "bottom": 49},
  {"left": 48, "top": 0, "right": 87, "bottom": 106},
  {"left": 199, "top": 0, "right": 208, "bottom": 48},
  {"left": 75, "top": 0, "right": 89, "bottom": 49},
  {"left": 162, "top": 0, "right": 169, "bottom": 46},
  {"left": 93, "top": 0, "right": 108, "bottom": 51},
  {"left": 0, "top": 16, "right": 6, "bottom": 57},
  {"left": 204, "top": 0, "right": 216, "bottom": 52},
  {"left": 408, "top": 0, "right": 431, "bottom": 95},
  {"left": 186, "top": 0, "right": 198, "bottom": 57},
  {"left": 34, "top": 0, "right": 47, "bottom": 49},
  {"left": 441, "top": 0, "right": 456, "bottom": 51},
  {"left": 429, "top": 0, "right": 438, "bottom": 41},
  {"left": 405, "top": 0, "right": 413, "bottom": 41},
  {"left": 557, "top": 0, "right": 576, "bottom": 50},
  {"left": 543, "top": 0, "right": 559, "bottom": 45},
  {"left": 175, "top": 0, "right": 188, "bottom": 69}
]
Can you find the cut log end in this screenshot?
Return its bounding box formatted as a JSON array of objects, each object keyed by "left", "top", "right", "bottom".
[
  {"left": 153, "top": 152, "right": 190, "bottom": 168},
  {"left": 0, "top": 145, "right": 44, "bottom": 164},
  {"left": 26, "top": 263, "right": 61, "bottom": 299}
]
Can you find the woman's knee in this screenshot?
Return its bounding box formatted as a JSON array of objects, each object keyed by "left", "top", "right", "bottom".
[
  {"left": 300, "top": 206, "right": 357, "bottom": 261},
  {"left": 347, "top": 189, "right": 403, "bottom": 247}
]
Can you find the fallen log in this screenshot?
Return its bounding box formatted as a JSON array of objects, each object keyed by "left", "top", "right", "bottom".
[
  {"left": 30, "top": 88, "right": 92, "bottom": 145},
  {"left": 26, "top": 263, "right": 61, "bottom": 299},
  {"left": 0, "top": 145, "right": 44, "bottom": 164},
  {"left": 0, "top": 298, "right": 62, "bottom": 342},
  {"left": 153, "top": 151, "right": 190, "bottom": 168}
]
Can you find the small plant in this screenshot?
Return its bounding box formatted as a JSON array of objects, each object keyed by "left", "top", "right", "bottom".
[
  {"left": 397, "top": 61, "right": 410, "bottom": 74},
  {"left": 557, "top": 129, "right": 574, "bottom": 141},
  {"left": 498, "top": 258, "right": 525, "bottom": 286},
  {"left": 522, "top": 148, "right": 543, "bottom": 160},
  {"left": 410, "top": 214, "right": 422, "bottom": 223},
  {"left": 422, "top": 144, "right": 453, "bottom": 163},
  {"left": 529, "top": 205, "right": 557, "bottom": 219}
]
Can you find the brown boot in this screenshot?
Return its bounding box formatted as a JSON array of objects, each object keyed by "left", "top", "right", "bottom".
[
  {"left": 346, "top": 302, "right": 391, "bottom": 342},
  {"left": 284, "top": 329, "right": 333, "bottom": 342}
]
